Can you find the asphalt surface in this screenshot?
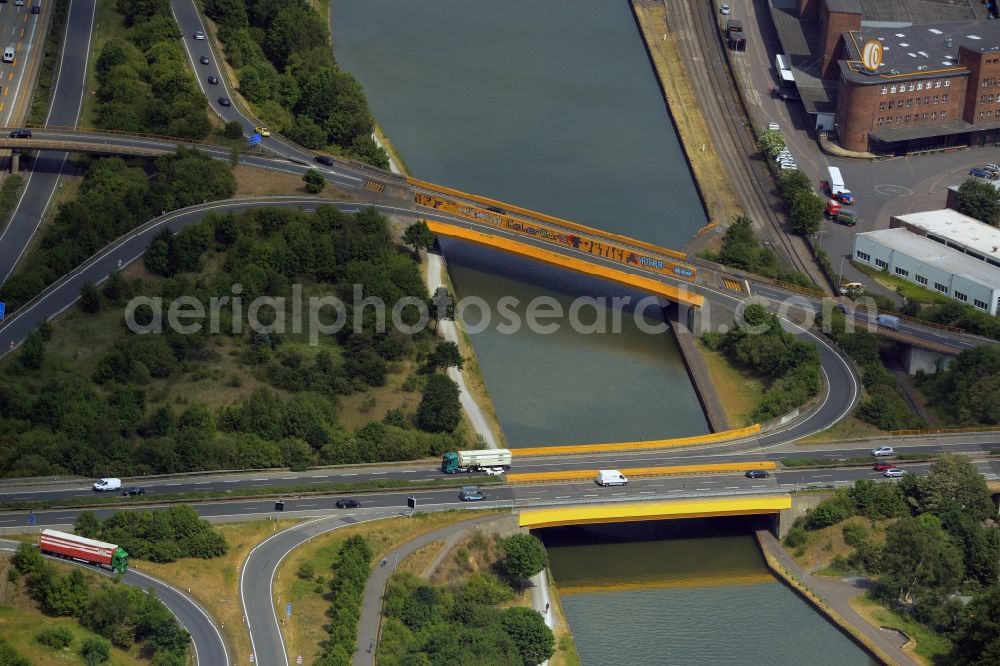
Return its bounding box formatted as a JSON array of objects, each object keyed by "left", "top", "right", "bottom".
[
  {"left": 0, "top": 0, "right": 46, "bottom": 126},
  {"left": 0, "top": 0, "right": 94, "bottom": 284},
  {"left": 0, "top": 537, "right": 229, "bottom": 666}
]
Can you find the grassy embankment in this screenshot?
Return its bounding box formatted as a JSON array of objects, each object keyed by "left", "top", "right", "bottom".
[{"left": 696, "top": 341, "right": 764, "bottom": 427}]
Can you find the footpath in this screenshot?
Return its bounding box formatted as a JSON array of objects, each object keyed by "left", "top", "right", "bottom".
[{"left": 755, "top": 529, "right": 915, "bottom": 666}]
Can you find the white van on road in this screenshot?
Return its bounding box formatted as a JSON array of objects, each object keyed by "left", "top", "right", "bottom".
[
  {"left": 92, "top": 478, "right": 122, "bottom": 492},
  {"left": 595, "top": 470, "right": 628, "bottom": 486},
  {"left": 2, "top": 46, "right": 14, "bottom": 63}
]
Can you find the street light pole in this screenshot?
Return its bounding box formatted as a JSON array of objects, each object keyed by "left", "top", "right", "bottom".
[{"left": 838, "top": 255, "right": 845, "bottom": 287}]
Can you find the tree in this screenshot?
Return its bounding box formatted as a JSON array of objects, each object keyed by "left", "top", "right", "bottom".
[
  {"left": 499, "top": 606, "right": 556, "bottom": 666},
  {"left": 144, "top": 227, "right": 174, "bottom": 276},
  {"left": 223, "top": 120, "right": 243, "bottom": 140},
  {"left": 402, "top": 220, "right": 435, "bottom": 258},
  {"left": 80, "top": 636, "right": 111, "bottom": 666},
  {"left": 80, "top": 280, "right": 103, "bottom": 314},
  {"left": 788, "top": 189, "right": 823, "bottom": 235},
  {"left": 0, "top": 638, "right": 31, "bottom": 666},
  {"left": 427, "top": 341, "right": 463, "bottom": 371},
  {"left": 302, "top": 169, "right": 325, "bottom": 194},
  {"left": 18, "top": 329, "right": 45, "bottom": 370},
  {"left": 956, "top": 178, "right": 1000, "bottom": 226},
  {"left": 101, "top": 270, "right": 128, "bottom": 305},
  {"left": 416, "top": 374, "right": 461, "bottom": 432},
  {"left": 501, "top": 533, "right": 548, "bottom": 583},
  {"left": 777, "top": 168, "right": 812, "bottom": 198},
  {"left": 953, "top": 587, "right": 1000, "bottom": 665},
  {"left": 913, "top": 453, "right": 994, "bottom": 521},
  {"left": 756, "top": 129, "right": 785, "bottom": 160},
  {"left": 879, "top": 515, "right": 964, "bottom": 606},
  {"left": 12, "top": 542, "right": 43, "bottom": 574},
  {"left": 75, "top": 511, "right": 101, "bottom": 539}
]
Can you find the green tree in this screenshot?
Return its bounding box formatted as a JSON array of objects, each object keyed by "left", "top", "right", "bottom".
[
  {"left": 0, "top": 637, "right": 31, "bottom": 666},
  {"left": 879, "top": 515, "right": 964, "bottom": 606},
  {"left": 913, "top": 453, "right": 994, "bottom": 521},
  {"left": 788, "top": 189, "right": 823, "bottom": 235},
  {"left": 499, "top": 606, "right": 556, "bottom": 666},
  {"left": 953, "top": 587, "right": 1000, "bottom": 665},
  {"left": 223, "top": 120, "right": 243, "bottom": 140},
  {"left": 302, "top": 169, "right": 325, "bottom": 194},
  {"left": 18, "top": 329, "right": 45, "bottom": 370},
  {"left": 80, "top": 280, "right": 103, "bottom": 314},
  {"left": 777, "top": 168, "right": 813, "bottom": 198},
  {"left": 75, "top": 511, "right": 101, "bottom": 539},
  {"left": 956, "top": 178, "right": 1000, "bottom": 226},
  {"left": 80, "top": 636, "right": 111, "bottom": 666},
  {"left": 427, "top": 341, "right": 463, "bottom": 371},
  {"left": 402, "top": 220, "right": 435, "bottom": 258},
  {"left": 101, "top": 270, "right": 128, "bottom": 305},
  {"left": 756, "top": 129, "right": 785, "bottom": 159},
  {"left": 416, "top": 374, "right": 461, "bottom": 432},
  {"left": 501, "top": 533, "right": 548, "bottom": 583},
  {"left": 35, "top": 626, "right": 74, "bottom": 650},
  {"left": 12, "top": 542, "right": 43, "bottom": 574}
]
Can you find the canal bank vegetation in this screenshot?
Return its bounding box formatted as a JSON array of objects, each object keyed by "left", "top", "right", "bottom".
[
  {"left": 699, "top": 215, "right": 817, "bottom": 291},
  {"left": 700, "top": 304, "right": 820, "bottom": 421},
  {"left": 0, "top": 206, "right": 478, "bottom": 479},
  {"left": 782, "top": 455, "right": 1000, "bottom": 665},
  {"left": 201, "top": 0, "right": 389, "bottom": 168}
]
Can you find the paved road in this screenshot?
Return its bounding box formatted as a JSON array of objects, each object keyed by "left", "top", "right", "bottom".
[
  {"left": 0, "top": 0, "right": 47, "bottom": 126},
  {"left": 0, "top": 0, "right": 95, "bottom": 284},
  {"left": 0, "top": 537, "right": 229, "bottom": 666}
]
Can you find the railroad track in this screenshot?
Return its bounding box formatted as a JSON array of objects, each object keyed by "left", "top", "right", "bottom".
[{"left": 666, "top": 0, "right": 820, "bottom": 285}]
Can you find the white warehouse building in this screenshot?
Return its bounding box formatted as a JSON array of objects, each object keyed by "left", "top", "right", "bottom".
[{"left": 853, "top": 229, "right": 1000, "bottom": 315}]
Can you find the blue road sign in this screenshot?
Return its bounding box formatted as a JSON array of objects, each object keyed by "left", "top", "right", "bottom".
[
  {"left": 0, "top": 302, "right": 5, "bottom": 320},
  {"left": 286, "top": 603, "right": 292, "bottom": 617},
  {"left": 27, "top": 511, "right": 35, "bottom": 526},
  {"left": 249, "top": 133, "right": 262, "bottom": 146}
]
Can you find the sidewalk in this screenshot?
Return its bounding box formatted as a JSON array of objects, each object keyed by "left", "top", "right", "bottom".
[{"left": 756, "top": 529, "right": 915, "bottom": 666}]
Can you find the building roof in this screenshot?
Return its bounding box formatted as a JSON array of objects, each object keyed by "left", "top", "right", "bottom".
[
  {"left": 859, "top": 228, "right": 1000, "bottom": 288},
  {"left": 868, "top": 118, "right": 1000, "bottom": 143},
  {"left": 854, "top": 0, "right": 977, "bottom": 25},
  {"left": 893, "top": 208, "right": 1000, "bottom": 260},
  {"left": 841, "top": 19, "right": 1000, "bottom": 84},
  {"left": 825, "top": 0, "right": 863, "bottom": 15}
]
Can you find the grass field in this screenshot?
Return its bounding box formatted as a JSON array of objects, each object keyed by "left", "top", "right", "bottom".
[
  {"left": 798, "top": 414, "right": 885, "bottom": 444},
  {"left": 696, "top": 342, "right": 764, "bottom": 427},
  {"left": 849, "top": 261, "right": 953, "bottom": 306},
  {"left": 849, "top": 593, "right": 952, "bottom": 665}
]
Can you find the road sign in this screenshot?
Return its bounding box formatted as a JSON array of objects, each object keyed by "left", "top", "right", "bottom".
[
  {"left": 0, "top": 302, "right": 5, "bottom": 320},
  {"left": 249, "top": 655, "right": 254, "bottom": 663},
  {"left": 286, "top": 603, "right": 292, "bottom": 617},
  {"left": 407, "top": 496, "right": 416, "bottom": 509},
  {"left": 249, "top": 133, "right": 262, "bottom": 146},
  {"left": 297, "top": 657, "right": 303, "bottom": 664},
  {"left": 27, "top": 511, "right": 35, "bottom": 526}
]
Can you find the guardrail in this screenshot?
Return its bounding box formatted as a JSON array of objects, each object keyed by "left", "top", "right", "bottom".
[
  {"left": 11, "top": 124, "right": 213, "bottom": 144},
  {"left": 889, "top": 425, "right": 1000, "bottom": 437}
]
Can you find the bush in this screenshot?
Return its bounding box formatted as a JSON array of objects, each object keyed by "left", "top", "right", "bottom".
[
  {"left": 841, "top": 522, "right": 868, "bottom": 548},
  {"left": 80, "top": 636, "right": 111, "bottom": 665},
  {"left": 35, "top": 626, "right": 74, "bottom": 649},
  {"left": 224, "top": 120, "right": 243, "bottom": 139},
  {"left": 783, "top": 527, "right": 808, "bottom": 548},
  {"left": 803, "top": 493, "right": 854, "bottom": 530}
]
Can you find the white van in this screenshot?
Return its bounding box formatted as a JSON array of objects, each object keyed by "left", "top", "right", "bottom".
[
  {"left": 3, "top": 46, "right": 14, "bottom": 63},
  {"left": 595, "top": 470, "right": 628, "bottom": 487},
  {"left": 92, "top": 477, "right": 122, "bottom": 492}
]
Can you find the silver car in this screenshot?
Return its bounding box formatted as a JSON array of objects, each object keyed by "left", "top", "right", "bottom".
[{"left": 871, "top": 446, "right": 895, "bottom": 457}]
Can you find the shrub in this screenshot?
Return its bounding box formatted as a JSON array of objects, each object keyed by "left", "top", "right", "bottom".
[
  {"left": 80, "top": 636, "right": 111, "bottom": 665},
  {"left": 35, "top": 626, "right": 74, "bottom": 649},
  {"left": 783, "top": 527, "right": 808, "bottom": 548},
  {"left": 841, "top": 522, "right": 868, "bottom": 548},
  {"left": 803, "top": 493, "right": 854, "bottom": 530}
]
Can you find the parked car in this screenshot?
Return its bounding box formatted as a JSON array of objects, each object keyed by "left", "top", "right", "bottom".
[
  {"left": 254, "top": 126, "right": 271, "bottom": 137},
  {"left": 883, "top": 468, "right": 905, "bottom": 478},
  {"left": 9, "top": 129, "right": 31, "bottom": 138},
  {"left": 314, "top": 155, "right": 335, "bottom": 166},
  {"left": 840, "top": 282, "right": 864, "bottom": 296},
  {"left": 218, "top": 97, "right": 231, "bottom": 107},
  {"left": 745, "top": 469, "right": 770, "bottom": 479},
  {"left": 194, "top": 31, "right": 205, "bottom": 40},
  {"left": 121, "top": 487, "right": 145, "bottom": 496},
  {"left": 720, "top": 3, "right": 731, "bottom": 14},
  {"left": 767, "top": 122, "right": 780, "bottom": 131},
  {"left": 207, "top": 75, "right": 219, "bottom": 85},
  {"left": 458, "top": 486, "right": 485, "bottom": 501},
  {"left": 872, "top": 462, "right": 896, "bottom": 471},
  {"left": 92, "top": 478, "right": 122, "bottom": 492},
  {"left": 970, "top": 167, "right": 991, "bottom": 179},
  {"left": 199, "top": 55, "right": 210, "bottom": 65},
  {"left": 483, "top": 467, "right": 506, "bottom": 476},
  {"left": 985, "top": 162, "right": 1000, "bottom": 173},
  {"left": 871, "top": 446, "right": 895, "bottom": 457},
  {"left": 335, "top": 498, "right": 361, "bottom": 508}
]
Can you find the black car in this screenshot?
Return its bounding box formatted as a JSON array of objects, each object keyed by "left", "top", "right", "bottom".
[
  {"left": 31, "top": 4, "right": 39, "bottom": 13},
  {"left": 9, "top": 129, "right": 31, "bottom": 138},
  {"left": 199, "top": 55, "right": 210, "bottom": 65},
  {"left": 218, "top": 97, "right": 231, "bottom": 107},
  {"left": 335, "top": 498, "right": 361, "bottom": 509},
  {"left": 122, "top": 487, "right": 146, "bottom": 496},
  {"left": 744, "top": 469, "right": 770, "bottom": 479},
  {"left": 314, "top": 155, "right": 335, "bottom": 166},
  {"left": 207, "top": 75, "right": 219, "bottom": 85}
]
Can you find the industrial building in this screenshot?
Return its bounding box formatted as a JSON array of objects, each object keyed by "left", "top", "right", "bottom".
[{"left": 853, "top": 211, "right": 1000, "bottom": 314}]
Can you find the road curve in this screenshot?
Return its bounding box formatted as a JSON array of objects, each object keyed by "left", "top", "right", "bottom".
[{"left": 0, "top": 538, "right": 229, "bottom": 666}]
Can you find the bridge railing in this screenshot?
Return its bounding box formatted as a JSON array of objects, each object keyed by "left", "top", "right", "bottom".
[
  {"left": 10, "top": 124, "right": 213, "bottom": 145},
  {"left": 889, "top": 425, "right": 1000, "bottom": 437}
]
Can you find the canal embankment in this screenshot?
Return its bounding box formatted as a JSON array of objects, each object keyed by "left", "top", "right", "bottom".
[{"left": 666, "top": 306, "right": 731, "bottom": 432}]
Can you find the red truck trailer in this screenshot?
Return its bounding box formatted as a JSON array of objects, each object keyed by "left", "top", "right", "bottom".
[{"left": 38, "top": 529, "right": 129, "bottom": 573}]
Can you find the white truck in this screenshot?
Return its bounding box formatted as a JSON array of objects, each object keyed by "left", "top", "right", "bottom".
[
  {"left": 826, "top": 166, "right": 854, "bottom": 203},
  {"left": 441, "top": 449, "right": 512, "bottom": 474}
]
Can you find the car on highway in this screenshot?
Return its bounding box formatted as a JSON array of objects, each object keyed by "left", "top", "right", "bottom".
[
  {"left": 14, "top": 0, "right": 23, "bottom": 5},
  {"left": 254, "top": 126, "right": 271, "bottom": 137},
  {"left": 207, "top": 75, "right": 219, "bottom": 85},
  {"left": 32, "top": 4, "right": 40, "bottom": 13},
  {"left": 483, "top": 466, "right": 505, "bottom": 476},
  {"left": 883, "top": 468, "right": 905, "bottom": 478},
  {"left": 970, "top": 167, "right": 991, "bottom": 179},
  {"left": 335, "top": 498, "right": 361, "bottom": 508},
  {"left": 121, "top": 487, "right": 146, "bottom": 496},
  {"left": 871, "top": 446, "right": 895, "bottom": 457},
  {"left": 315, "top": 155, "right": 335, "bottom": 166},
  {"left": 458, "top": 486, "right": 485, "bottom": 501},
  {"left": 199, "top": 55, "right": 210, "bottom": 65},
  {"left": 872, "top": 462, "right": 896, "bottom": 471},
  {"left": 767, "top": 122, "right": 779, "bottom": 131},
  {"left": 9, "top": 129, "right": 31, "bottom": 138},
  {"left": 218, "top": 97, "right": 231, "bottom": 107},
  {"left": 744, "top": 469, "right": 770, "bottom": 479},
  {"left": 194, "top": 31, "right": 205, "bottom": 40},
  {"left": 92, "top": 478, "right": 122, "bottom": 492},
  {"left": 720, "top": 3, "right": 731, "bottom": 14}
]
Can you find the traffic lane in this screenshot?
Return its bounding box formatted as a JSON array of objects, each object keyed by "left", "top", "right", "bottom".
[
  {"left": 0, "top": 538, "right": 229, "bottom": 666},
  {"left": 0, "top": 0, "right": 42, "bottom": 125}
]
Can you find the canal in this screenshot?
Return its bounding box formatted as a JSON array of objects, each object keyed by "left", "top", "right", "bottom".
[
  {"left": 540, "top": 519, "right": 874, "bottom": 665},
  {"left": 332, "top": 0, "right": 710, "bottom": 446}
]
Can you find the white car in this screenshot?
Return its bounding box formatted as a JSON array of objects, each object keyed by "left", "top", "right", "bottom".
[
  {"left": 883, "top": 468, "right": 905, "bottom": 478},
  {"left": 767, "top": 122, "right": 780, "bottom": 131},
  {"left": 483, "top": 467, "right": 506, "bottom": 476},
  {"left": 92, "top": 477, "right": 122, "bottom": 492},
  {"left": 870, "top": 446, "right": 895, "bottom": 457},
  {"left": 193, "top": 31, "right": 205, "bottom": 40},
  {"left": 720, "top": 3, "right": 731, "bottom": 14}
]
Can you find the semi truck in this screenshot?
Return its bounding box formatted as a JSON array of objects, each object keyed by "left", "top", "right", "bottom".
[
  {"left": 824, "top": 199, "right": 857, "bottom": 226},
  {"left": 826, "top": 166, "right": 854, "bottom": 203},
  {"left": 441, "top": 449, "right": 512, "bottom": 474},
  {"left": 39, "top": 529, "right": 129, "bottom": 573}
]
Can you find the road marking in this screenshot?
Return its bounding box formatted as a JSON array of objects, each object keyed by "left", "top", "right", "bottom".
[
  {"left": 639, "top": 491, "right": 655, "bottom": 494},
  {"left": 313, "top": 475, "right": 328, "bottom": 479},
  {"left": 612, "top": 492, "right": 626, "bottom": 496},
  {"left": 668, "top": 489, "right": 684, "bottom": 492},
  {"left": 164, "top": 483, "right": 181, "bottom": 486},
  {"left": 0, "top": 519, "right": 14, "bottom": 524},
  {"left": 224, "top": 480, "right": 238, "bottom": 483},
  {"left": 401, "top": 470, "right": 416, "bottom": 473},
  {"left": 724, "top": 486, "right": 740, "bottom": 489},
  {"left": 194, "top": 481, "right": 210, "bottom": 485},
  {"left": 55, "top": 516, "right": 74, "bottom": 520},
  {"left": 342, "top": 473, "right": 357, "bottom": 477},
  {"left": 280, "top": 477, "right": 296, "bottom": 480},
  {"left": 555, "top": 495, "right": 570, "bottom": 499},
  {"left": 583, "top": 494, "right": 598, "bottom": 497},
  {"left": 813, "top": 474, "right": 833, "bottom": 478},
  {"left": 251, "top": 478, "right": 268, "bottom": 481},
  {"left": 371, "top": 472, "right": 386, "bottom": 475}
]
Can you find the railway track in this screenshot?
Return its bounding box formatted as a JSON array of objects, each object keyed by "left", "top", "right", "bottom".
[{"left": 665, "top": 0, "right": 822, "bottom": 286}]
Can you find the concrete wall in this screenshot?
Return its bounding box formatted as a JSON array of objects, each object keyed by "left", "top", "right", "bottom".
[
  {"left": 903, "top": 346, "right": 953, "bottom": 375},
  {"left": 777, "top": 493, "right": 828, "bottom": 538}
]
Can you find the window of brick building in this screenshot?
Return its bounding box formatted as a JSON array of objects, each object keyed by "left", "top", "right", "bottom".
[
  {"left": 921, "top": 113, "right": 928, "bottom": 120},
  {"left": 889, "top": 100, "right": 896, "bottom": 109},
  {"left": 908, "top": 82, "right": 915, "bottom": 91},
  {"left": 942, "top": 94, "right": 949, "bottom": 102},
  {"left": 907, "top": 98, "right": 913, "bottom": 108},
  {"left": 917, "top": 82, "right": 924, "bottom": 90},
  {"left": 916, "top": 97, "right": 922, "bottom": 107},
  {"left": 935, "top": 80, "right": 941, "bottom": 88},
  {"left": 887, "top": 116, "right": 893, "bottom": 125},
  {"left": 890, "top": 84, "right": 897, "bottom": 93},
  {"left": 897, "top": 115, "right": 903, "bottom": 124},
  {"left": 924, "top": 96, "right": 930, "bottom": 104},
  {"left": 905, "top": 114, "right": 911, "bottom": 122},
  {"left": 877, "top": 117, "right": 884, "bottom": 127},
  {"left": 881, "top": 86, "right": 888, "bottom": 94},
  {"left": 944, "top": 79, "right": 950, "bottom": 87},
  {"left": 931, "top": 111, "right": 937, "bottom": 119},
  {"left": 879, "top": 101, "right": 886, "bottom": 110},
  {"left": 941, "top": 110, "right": 947, "bottom": 119}
]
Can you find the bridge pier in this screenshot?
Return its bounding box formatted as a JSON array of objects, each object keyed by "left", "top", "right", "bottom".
[
  {"left": 10, "top": 152, "right": 19, "bottom": 175},
  {"left": 902, "top": 346, "right": 953, "bottom": 375}
]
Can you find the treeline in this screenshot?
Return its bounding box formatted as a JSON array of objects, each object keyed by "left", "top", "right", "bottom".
[
  {"left": 74, "top": 506, "right": 228, "bottom": 563},
  {"left": 784, "top": 455, "right": 999, "bottom": 663},
  {"left": 821, "top": 309, "right": 924, "bottom": 431},
  {"left": 11, "top": 543, "right": 190, "bottom": 665},
  {"left": 777, "top": 168, "right": 823, "bottom": 236},
  {"left": 702, "top": 303, "right": 820, "bottom": 421},
  {"left": 96, "top": 0, "right": 209, "bottom": 138},
  {"left": 315, "top": 536, "right": 372, "bottom": 666},
  {"left": 0, "top": 150, "right": 235, "bottom": 309},
  {"left": 0, "top": 206, "right": 466, "bottom": 478},
  {"left": 918, "top": 345, "right": 1000, "bottom": 425},
  {"left": 379, "top": 534, "right": 554, "bottom": 666},
  {"left": 700, "top": 215, "right": 817, "bottom": 290},
  {"left": 203, "top": 0, "right": 389, "bottom": 168}
]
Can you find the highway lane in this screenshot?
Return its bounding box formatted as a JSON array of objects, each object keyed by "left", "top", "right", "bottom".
[
  {"left": 0, "top": 0, "right": 45, "bottom": 126},
  {"left": 0, "top": 538, "right": 229, "bottom": 666},
  {"left": 0, "top": 0, "right": 95, "bottom": 284}
]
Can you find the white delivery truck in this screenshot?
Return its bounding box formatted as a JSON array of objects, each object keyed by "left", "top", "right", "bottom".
[
  {"left": 876, "top": 314, "right": 900, "bottom": 330},
  {"left": 595, "top": 470, "right": 629, "bottom": 487},
  {"left": 441, "top": 449, "right": 512, "bottom": 474}
]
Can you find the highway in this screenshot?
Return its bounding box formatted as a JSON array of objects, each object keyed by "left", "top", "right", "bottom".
[
  {"left": 0, "top": 0, "right": 94, "bottom": 284},
  {"left": 0, "top": 537, "right": 229, "bottom": 666},
  {"left": 0, "top": 0, "right": 46, "bottom": 126}
]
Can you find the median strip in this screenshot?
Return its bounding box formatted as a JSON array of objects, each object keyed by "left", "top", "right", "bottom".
[{"left": 506, "top": 460, "right": 776, "bottom": 484}]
